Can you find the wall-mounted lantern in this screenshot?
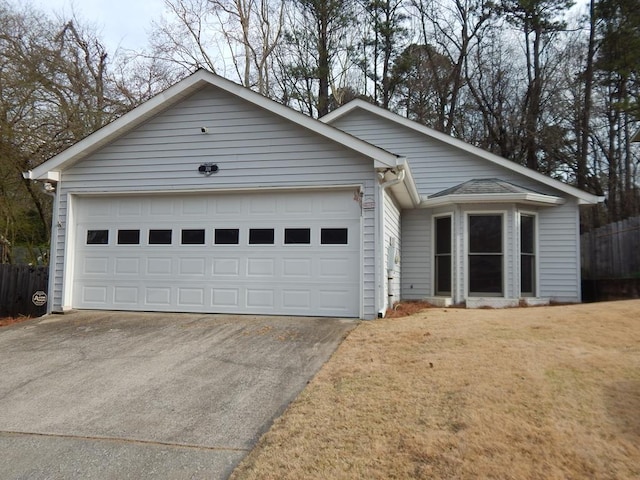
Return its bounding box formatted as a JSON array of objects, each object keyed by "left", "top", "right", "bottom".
[{"left": 198, "top": 163, "right": 219, "bottom": 175}]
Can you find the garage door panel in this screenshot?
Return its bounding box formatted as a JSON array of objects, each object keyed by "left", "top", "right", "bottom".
[
  {"left": 282, "top": 258, "right": 312, "bottom": 277},
  {"left": 246, "top": 258, "right": 275, "bottom": 276},
  {"left": 117, "top": 200, "right": 142, "bottom": 216},
  {"left": 73, "top": 190, "right": 361, "bottom": 317},
  {"left": 318, "top": 289, "right": 354, "bottom": 311},
  {"left": 179, "top": 258, "right": 207, "bottom": 275},
  {"left": 82, "top": 286, "right": 109, "bottom": 304},
  {"left": 249, "top": 196, "right": 276, "bottom": 214},
  {"left": 246, "top": 289, "right": 275, "bottom": 308},
  {"left": 83, "top": 257, "right": 110, "bottom": 275},
  {"left": 147, "top": 257, "right": 173, "bottom": 275},
  {"left": 214, "top": 200, "right": 242, "bottom": 215},
  {"left": 282, "top": 289, "right": 311, "bottom": 308},
  {"left": 114, "top": 286, "right": 139, "bottom": 304},
  {"left": 319, "top": 257, "right": 356, "bottom": 278},
  {"left": 211, "top": 288, "right": 240, "bottom": 307},
  {"left": 115, "top": 257, "right": 140, "bottom": 275},
  {"left": 178, "top": 288, "right": 206, "bottom": 306},
  {"left": 182, "top": 198, "right": 207, "bottom": 215},
  {"left": 145, "top": 287, "right": 172, "bottom": 306},
  {"left": 213, "top": 258, "right": 240, "bottom": 276}
]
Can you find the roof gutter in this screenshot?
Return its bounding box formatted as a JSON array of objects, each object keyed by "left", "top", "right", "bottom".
[
  {"left": 376, "top": 161, "right": 421, "bottom": 208},
  {"left": 378, "top": 167, "right": 406, "bottom": 189}
]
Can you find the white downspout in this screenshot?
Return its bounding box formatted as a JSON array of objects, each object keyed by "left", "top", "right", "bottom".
[
  {"left": 377, "top": 168, "right": 405, "bottom": 317},
  {"left": 41, "top": 182, "right": 58, "bottom": 315}
]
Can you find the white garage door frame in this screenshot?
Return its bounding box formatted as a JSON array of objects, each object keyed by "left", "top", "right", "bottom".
[{"left": 61, "top": 186, "right": 365, "bottom": 318}]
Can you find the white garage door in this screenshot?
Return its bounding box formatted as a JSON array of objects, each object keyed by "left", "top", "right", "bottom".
[{"left": 72, "top": 189, "right": 361, "bottom": 317}]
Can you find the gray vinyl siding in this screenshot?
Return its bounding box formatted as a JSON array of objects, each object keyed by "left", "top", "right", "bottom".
[
  {"left": 331, "top": 111, "right": 562, "bottom": 197},
  {"left": 537, "top": 200, "right": 581, "bottom": 301},
  {"left": 332, "top": 110, "right": 582, "bottom": 303},
  {"left": 383, "top": 190, "right": 401, "bottom": 308},
  {"left": 51, "top": 86, "right": 379, "bottom": 318},
  {"left": 400, "top": 209, "right": 429, "bottom": 300},
  {"left": 362, "top": 175, "right": 378, "bottom": 317},
  {"left": 62, "top": 86, "right": 376, "bottom": 191}
]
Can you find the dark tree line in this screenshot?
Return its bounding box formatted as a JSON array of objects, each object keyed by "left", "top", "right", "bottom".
[
  {"left": 0, "top": 1, "right": 173, "bottom": 263},
  {"left": 1, "top": 0, "right": 639, "bottom": 263}
]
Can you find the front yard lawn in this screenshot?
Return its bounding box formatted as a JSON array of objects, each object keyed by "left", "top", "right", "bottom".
[{"left": 232, "top": 300, "right": 640, "bottom": 480}]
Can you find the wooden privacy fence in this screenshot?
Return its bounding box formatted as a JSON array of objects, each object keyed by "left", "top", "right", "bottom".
[
  {"left": 581, "top": 215, "right": 640, "bottom": 280},
  {"left": 0, "top": 264, "right": 49, "bottom": 318}
]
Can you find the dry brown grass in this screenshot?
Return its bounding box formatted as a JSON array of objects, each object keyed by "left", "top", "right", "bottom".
[{"left": 231, "top": 300, "right": 640, "bottom": 480}]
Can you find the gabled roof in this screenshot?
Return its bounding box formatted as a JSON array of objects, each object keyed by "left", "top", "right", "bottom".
[
  {"left": 25, "top": 70, "right": 403, "bottom": 181},
  {"left": 322, "top": 100, "right": 604, "bottom": 205}
]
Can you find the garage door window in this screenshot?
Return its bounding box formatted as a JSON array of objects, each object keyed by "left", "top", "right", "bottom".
[
  {"left": 181, "top": 229, "right": 205, "bottom": 245},
  {"left": 149, "top": 229, "right": 172, "bottom": 245},
  {"left": 249, "top": 228, "right": 274, "bottom": 244},
  {"left": 284, "top": 228, "right": 311, "bottom": 244},
  {"left": 321, "top": 228, "right": 348, "bottom": 245},
  {"left": 87, "top": 230, "right": 109, "bottom": 245},
  {"left": 215, "top": 228, "right": 240, "bottom": 245},
  {"left": 117, "top": 229, "right": 140, "bottom": 245}
]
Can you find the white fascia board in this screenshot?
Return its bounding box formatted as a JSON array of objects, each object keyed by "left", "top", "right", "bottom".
[
  {"left": 420, "top": 193, "right": 565, "bottom": 208},
  {"left": 27, "top": 71, "right": 399, "bottom": 181},
  {"left": 632, "top": 127, "right": 640, "bottom": 142},
  {"left": 324, "top": 100, "right": 603, "bottom": 205}
]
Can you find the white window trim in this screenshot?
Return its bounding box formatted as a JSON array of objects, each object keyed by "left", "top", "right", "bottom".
[{"left": 464, "top": 210, "right": 507, "bottom": 298}]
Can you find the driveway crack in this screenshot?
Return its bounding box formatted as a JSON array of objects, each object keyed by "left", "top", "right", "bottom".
[{"left": 0, "top": 430, "right": 250, "bottom": 453}]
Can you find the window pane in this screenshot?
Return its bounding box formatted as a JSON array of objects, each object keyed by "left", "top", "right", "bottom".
[
  {"left": 284, "top": 228, "right": 311, "bottom": 244},
  {"left": 117, "top": 229, "right": 140, "bottom": 245},
  {"left": 149, "top": 229, "right": 172, "bottom": 245},
  {"left": 521, "top": 215, "right": 535, "bottom": 254},
  {"left": 469, "top": 215, "right": 502, "bottom": 253},
  {"left": 181, "top": 229, "right": 205, "bottom": 245},
  {"left": 215, "top": 229, "right": 239, "bottom": 245},
  {"left": 435, "top": 255, "right": 451, "bottom": 295},
  {"left": 87, "top": 230, "right": 109, "bottom": 245},
  {"left": 435, "top": 216, "right": 451, "bottom": 254},
  {"left": 469, "top": 256, "right": 503, "bottom": 294},
  {"left": 521, "top": 255, "right": 535, "bottom": 295},
  {"left": 321, "top": 228, "right": 348, "bottom": 245},
  {"left": 249, "top": 228, "right": 274, "bottom": 244}
]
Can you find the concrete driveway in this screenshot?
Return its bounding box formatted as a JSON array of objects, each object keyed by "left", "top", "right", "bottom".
[{"left": 0, "top": 311, "right": 356, "bottom": 479}]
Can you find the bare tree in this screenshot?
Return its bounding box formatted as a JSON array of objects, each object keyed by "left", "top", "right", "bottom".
[
  {"left": 0, "top": 1, "right": 146, "bottom": 263},
  {"left": 151, "top": 0, "right": 284, "bottom": 95},
  {"left": 282, "top": 0, "right": 356, "bottom": 117},
  {"left": 408, "top": 0, "right": 494, "bottom": 134}
]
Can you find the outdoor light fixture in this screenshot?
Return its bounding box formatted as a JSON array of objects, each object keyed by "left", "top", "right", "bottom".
[{"left": 198, "top": 163, "right": 219, "bottom": 175}]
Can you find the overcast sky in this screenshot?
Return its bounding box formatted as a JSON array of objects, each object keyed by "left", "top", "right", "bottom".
[{"left": 30, "top": 0, "right": 167, "bottom": 52}]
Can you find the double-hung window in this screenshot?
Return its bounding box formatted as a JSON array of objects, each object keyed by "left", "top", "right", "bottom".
[
  {"left": 520, "top": 214, "right": 536, "bottom": 296},
  {"left": 468, "top": 214, "right": 503, "bottom": 296},
  {"left": 434, "top": 216, "right": 452, "bottom": 296}
]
